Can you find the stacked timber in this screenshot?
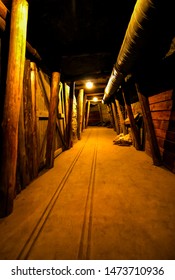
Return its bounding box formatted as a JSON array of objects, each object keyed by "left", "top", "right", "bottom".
[{"left": 146, "top": 89, "right": 175, "bottom": 173}]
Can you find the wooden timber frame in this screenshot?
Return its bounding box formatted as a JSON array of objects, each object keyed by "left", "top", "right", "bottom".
[
  {"left": 136, "top": 83, "right": 162, "bottom": 166},
  {"left": 111, "top": 100, "right": 120, "bottom": 135},
  {"left": 0, "top": 0, "right": 28, "bottom": 217},
  {"left": 67, "top": 81, "right": 75, "bottom": 148},
  {"left": 77, "top": 88, "right": 84, "bottom": 140},
  {"left": 85, "top": 100, "right": 90, "bottom": 128},
  {"left": 122, "top": 84, "right": 141, "bottom": 150},
  {"left": 46, "top": 72, "right": 61, "bottom": 168}
]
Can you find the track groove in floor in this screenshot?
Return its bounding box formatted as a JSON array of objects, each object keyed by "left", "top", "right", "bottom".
[{"left": 17, "top": 129, "right": 92, "bottom": 259}]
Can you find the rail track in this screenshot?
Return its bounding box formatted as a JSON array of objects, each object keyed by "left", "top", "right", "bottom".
[{"left": 17, "top": 128, "right": 98, "bottom": 260}]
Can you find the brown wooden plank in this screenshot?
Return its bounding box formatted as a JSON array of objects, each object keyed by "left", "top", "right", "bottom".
[
  {"left": 151, "top": 111, "right": 171, "bottom": 121},
  {"left": 136, "top": 85, "right": 162, "bottom": 166},
  {"left": 149, "top": 100, "right": 173, "bottom": 111},
  {"left": 0, "top": 0, "right": 28, "bottom": 217},
  {"left": 0, "top": 0, "right": 8, "bottom": 19},
  {"left": 0, "top": 15, "right": 5, "bottom": 30},
  {"left": 154, "top": 128, "right": 166, "bottom": 139},
  {"left": 148, "top": 90, "right": 173, "bottom": 104}
]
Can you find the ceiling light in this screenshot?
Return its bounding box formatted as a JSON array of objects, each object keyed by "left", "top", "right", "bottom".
[
  {"left": 92, "top": 97, "right": 98, "bottom": 102},
  {"left": 86, "top": 81, "right": 93, "bottom": 89}
]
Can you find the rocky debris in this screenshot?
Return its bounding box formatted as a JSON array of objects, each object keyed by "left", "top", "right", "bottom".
[{"left": 113, "top": 133, "right": 132, "bottom": 146}]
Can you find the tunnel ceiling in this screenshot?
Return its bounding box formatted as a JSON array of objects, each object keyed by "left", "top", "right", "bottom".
[
  {"left": 5, "top": 0, "right": 175, "bottom": 97},
  {"left": 26, "top": 0, "right": 137, "bottom": 86}
]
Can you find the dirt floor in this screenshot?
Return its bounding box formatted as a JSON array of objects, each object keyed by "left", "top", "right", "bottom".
[{"left": 0, "top": 127, "right": 175, "bottom": 260}]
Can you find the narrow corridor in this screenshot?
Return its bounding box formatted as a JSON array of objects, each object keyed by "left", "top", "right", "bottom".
[{"left": 0, "top": 127, "right": 175, "bottom": 260}]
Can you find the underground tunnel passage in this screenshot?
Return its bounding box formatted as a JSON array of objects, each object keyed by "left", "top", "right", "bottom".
[{"left": 0, "top": 0, "right": 175, "bottom": 261}]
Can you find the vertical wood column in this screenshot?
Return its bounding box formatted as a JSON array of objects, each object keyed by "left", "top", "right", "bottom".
[
  {"left": 115, "top": 99, "right": 127, "bottom": 135},
  {"left": 122, "top": 90, "right": 141, "bottom": 150},
  {"left": 0, "top": 0, "right": 28, "bottom": 217},
  {"left": 82, "top": 94, "right": 87, "bottom": 131},
  {"left": 30, "top": 62, "right": 39, "bottom": 176},
  {"left": 85, "top": 100, "right": 90, "bottom": 128},
  {"left": 77, "top": 88, "right": 84, "bottom": 140},
  {"left": 67, "top": 81, "right": 75, "bottom": 148},
  {"left": 136, "top": 84, "right": 162, "bottom": 166},
  {"left": 46, "top": 72, "right": 60, "bottom": 168},
  {"left": 111, "top": 101, "right": 120, "bottom": 134}
]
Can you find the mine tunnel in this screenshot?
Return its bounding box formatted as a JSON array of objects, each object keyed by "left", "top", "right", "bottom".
[{"left": 0, "top": 0, "right": 175, "bottom": 260}]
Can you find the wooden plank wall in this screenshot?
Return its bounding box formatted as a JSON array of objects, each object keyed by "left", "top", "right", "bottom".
[
  {"left": 17, "top": 59, "right": 70, "bottom": 192},
  {"left": 145, "top": 89, "right": 175, "bottom": 173}
]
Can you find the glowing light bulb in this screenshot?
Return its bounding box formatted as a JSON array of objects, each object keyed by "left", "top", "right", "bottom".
[
  {"left": 86, "top": 81, "right": 93, "bottom": 89},
  {"left": 93, "top": 97, "right": 98, "bottom": 102}
]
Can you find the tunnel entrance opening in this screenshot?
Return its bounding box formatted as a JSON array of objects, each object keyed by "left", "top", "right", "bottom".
[{"left": 88, "top": 103, "right": 101, "bottom": 126}]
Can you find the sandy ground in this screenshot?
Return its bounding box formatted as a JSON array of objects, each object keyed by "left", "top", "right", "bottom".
[{"left": 0, "top": 127, "right": 175, "bottom": 260}]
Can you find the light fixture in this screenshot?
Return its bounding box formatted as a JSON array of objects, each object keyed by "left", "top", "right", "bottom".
[
  {"left": 86, "top": 81, "right": 93, "bottom": 89},
  {"left": 92, "top": 97, "right": 98, "bottom": 102}
]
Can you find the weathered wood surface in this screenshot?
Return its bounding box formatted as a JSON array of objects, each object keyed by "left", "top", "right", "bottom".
[
  {"left": 136, "top": 84, "right": 162, "bottom": 166},
  {"left": 148, "top": 90, "right": 173, "bottom": 104},
  {"left": 77, "top": 88, "right": 84, "bottom": 140},
  {"left": 115, "top": 99, "right": 127, "bottom": 134},
  {"left": 0, "top": 0, "right": 28, "bottom": 217},
  {"left": 30, "top": 62, "right": 39, "bottom": 177},
  {"left": 0, "top": 0, "right": 8, "bottom": 19},
  {"left": 67, "top": 81, "right": 75, "bottom": 148},
  {"left": 122, "top": 90, "right": 141, "bottom": 150},
  {"left": 0, "top": 15, "right": 5, "bottom": 30},
  {"left": 85, "top": 100, "right": 90, "bottom": 128},
  {"left": 46, "top": 72, "right": 60, "bottom": 168},
  {"left": 111, "top": 101, "right": 120, "bottom": 135}
]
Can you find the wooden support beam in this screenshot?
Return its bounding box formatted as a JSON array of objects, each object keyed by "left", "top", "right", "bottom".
[
  {"left": 0, "top": 0, "right": 28, "bottom": 217},
  {"left": 85, "top": 100, "right": 90, "bottom": 128},
  {"left": 67, "top": 81, "right": 75, "bottom": 148},
  {"left": 111, "top": 101, "right": 120, "bottom": 135},
  {"left": 77, "top": 88, "right": 84, "bottom": 140},
  {"left": 0, "top": 15, "right": 5, "bottom": 30},
  {"left": 115, "top": 99, "right": 127, "bottom": 135},
  {"left": 136, "top": 84, "right": 162, "bottom": 166},
  {"left": 0, "top": 0, "right": 8, "bottom": 19},
  {"left": 82, "top": 93, "right": 87, "bottom": 131},
  {"left": 45, "top": 72, "right": 60, "bottom": 169},
  {"left": 122, "top": 89, "right": 141, "bottom": 150}
]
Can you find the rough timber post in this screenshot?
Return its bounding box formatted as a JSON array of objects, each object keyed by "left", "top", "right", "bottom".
[
  {"left": 67, "top": 81, "right": 75, "bottom": 148},
  {"left": 77, "top": 88, "right": 84, "bottom": 140},
  {"left": 85, "top": 100, "right": 90, "bottom": 128},
  {"left": 46, "top": 72, "right": 60, "bottom": 168},
  {"left": 0, "top": 0, "right": 28, "bottom": 217},
  {"left": 122, "top": 89, "right": 141, "bottom": 150}
]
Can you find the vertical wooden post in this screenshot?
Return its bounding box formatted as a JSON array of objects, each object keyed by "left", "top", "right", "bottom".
[
  {"left": 136, "top": 84, "right": 162, "bottom": 166},
  {"left": 67, "top": 81, "right": 75, "bottom": 148},
  {"left": 82, "top": 93, "right": 87, "bottom": 131},
  {"left": 115, "top": 99, "right": 127, "bottom": 134},
  {"left": 77, "top": 88, "right": 84, "bottom": 140},
  {"left": 85, "top": 100, "right": 90, "bottom": 128},
  {"left": 0, "top": 0, "right": 28, "bottom": 217},
  {"left": 111, "top": 101, "right": 120, "bottom": 134},
  {"left": 30, "top": 62, "right": 39, "bottom": 176},
  {"left": 46, "top": 72, "right": 60, "bottom": 168},
  {"left": 122, "top": 90, "right": 141, "bottom": 150}
]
